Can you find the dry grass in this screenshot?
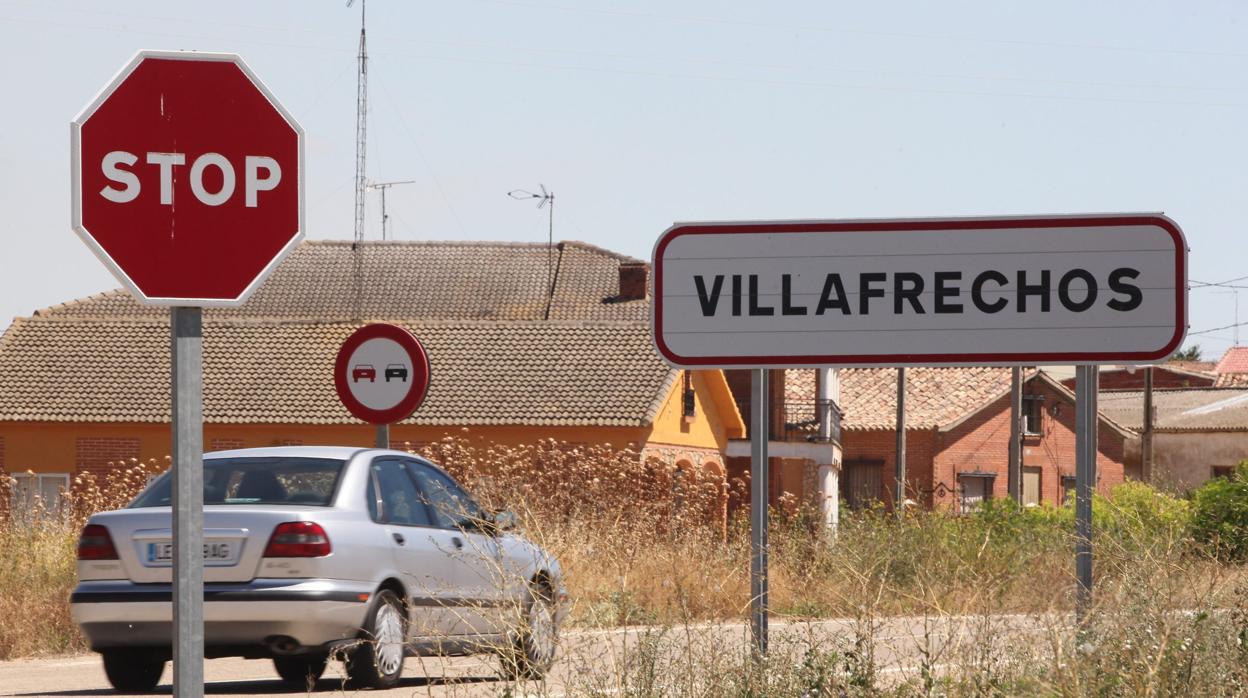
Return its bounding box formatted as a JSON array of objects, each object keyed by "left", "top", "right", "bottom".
[{"left": 1, "top": 437, "right": 1246, "bottom": 696}]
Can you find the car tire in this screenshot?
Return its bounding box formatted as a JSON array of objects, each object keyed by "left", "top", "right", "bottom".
[
  {"left": 346, "top": 589, "right": 407, "bottom": 689},
  {"left": 501, "top": 581, "right": 559, "bottom": 680},
  {"left": 101, "top": 649, "right": 165, "bottom": 693},
  {"left": 273, "top": 654, "right": 327, "bottom": 687}
]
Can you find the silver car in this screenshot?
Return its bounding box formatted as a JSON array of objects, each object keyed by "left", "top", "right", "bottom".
[{"left": 70, "top": 446, "right": 566, "bottom": 692}]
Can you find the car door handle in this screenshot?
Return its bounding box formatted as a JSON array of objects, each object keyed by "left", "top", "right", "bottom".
[
  {"left": 392, "top": 532, "right": 405, "bottom": 546},
  {"left": 451, "top": 536, "right": 464, "bottom": 550}
]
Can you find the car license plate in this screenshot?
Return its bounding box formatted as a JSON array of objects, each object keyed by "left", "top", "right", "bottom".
[{"left": 145, "top": 541, "right": 236, "bottom": 566}]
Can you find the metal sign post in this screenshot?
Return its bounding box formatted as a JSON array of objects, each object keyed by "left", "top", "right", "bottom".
[
  {"left": 71, "top": 51, "right": 305, "bottom": 695},
  {"left": 749, "top": 369, "right": 769, "bottom": 655},
  {"left": 171, "top": 307, "right": 203, "bottom": 695},
  {"left": 376, "top": 423, "right": 390, "bottom": 449},
  {"left": 1075, "top": 365, "right": 1099, "bottom": 622},
  {"left": 895, "top": 367, "right": 906, "bottom": 515}
]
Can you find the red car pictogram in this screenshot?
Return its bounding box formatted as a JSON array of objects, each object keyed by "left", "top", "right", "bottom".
[{"left": 351, "top": 364, "right": 376, "bottom": 383}]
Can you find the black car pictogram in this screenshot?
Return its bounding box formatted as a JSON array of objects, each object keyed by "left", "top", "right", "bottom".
[{"left": 385, "top": 364, "right": 408, "bottom": 383}]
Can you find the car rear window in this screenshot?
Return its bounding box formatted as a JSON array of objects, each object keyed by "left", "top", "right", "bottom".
[{"left": 130, "top": 457, "right": 345, "bottom": 508}]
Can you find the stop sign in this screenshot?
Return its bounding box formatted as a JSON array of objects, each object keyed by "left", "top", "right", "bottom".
[{"left": 71, "top": 50, "right": 303, "bottom": 305}]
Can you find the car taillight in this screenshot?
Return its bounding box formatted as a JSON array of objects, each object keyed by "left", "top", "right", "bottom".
[
  {"left": 77, "top": 524, "right": 118, "bottom": 560},
  {"left": 263, "top": 521, "right": 331, "bottom": 558}
]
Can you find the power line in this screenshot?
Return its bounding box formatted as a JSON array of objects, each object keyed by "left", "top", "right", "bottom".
[
  {"left": 1192, "top": 275, "right": 1248, "bottom": 288},
  {"left": 1189, "top": 320, "right": 1248, "bottom": 337}
]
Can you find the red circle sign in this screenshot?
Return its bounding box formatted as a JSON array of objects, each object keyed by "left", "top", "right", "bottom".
[
  {"left": 71, "top": 50, "right": 304, "bottom": 305},
  {"left": 334, "top": 324, "right": 431, "bottom": 425}
]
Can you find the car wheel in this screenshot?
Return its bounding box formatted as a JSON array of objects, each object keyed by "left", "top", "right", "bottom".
[
  {"left": 101, "top": 649, "right": 165, "bottom": 693},
  {"left": 273, "top": 654, "right": 326, "bottom": 687},
  {"left": 346, "top": 589, "right": 407, "bottom": 689},
  {"left": 501, "top": 581, "right": 559, "bottom": 680}
]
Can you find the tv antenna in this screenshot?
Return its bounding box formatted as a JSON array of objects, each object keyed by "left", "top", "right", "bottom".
[
  {"left": 367, "top": 180, "right": 415, "bottom": 241},
  {"left": 508, "top": 184, "right": 556, "bottom": 318}
]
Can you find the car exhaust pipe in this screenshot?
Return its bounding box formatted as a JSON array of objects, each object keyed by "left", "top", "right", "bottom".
[{"left": 264, "top": 635, "right": 301, "bottom": 655}]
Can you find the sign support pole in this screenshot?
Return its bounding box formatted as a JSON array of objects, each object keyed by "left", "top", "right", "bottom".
[
  {"left": 750, "top": 368, "right": 769, "bottom": 655},
  {"left": 1142, "top": 367, "right": 1154, "bottom": 482},
  {"left": 1007, "top": 367, "right": 1023, "bottom": 503},
  {"left": 894, "top": 367, "right": 906, "bottom": 515},
  {"left": 1075, "top": 364, "right": 1098, "bottom": 623},
  {"left": 171, "top": 307, "right": 204, "bottom": 697},
  {"left": 376, "top": 423, "right": 390, "bottom": 449}
]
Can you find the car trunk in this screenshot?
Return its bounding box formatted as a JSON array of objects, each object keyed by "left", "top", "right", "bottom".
[{"left": 91, "top": 506, "right": 320, "bottom": 583}]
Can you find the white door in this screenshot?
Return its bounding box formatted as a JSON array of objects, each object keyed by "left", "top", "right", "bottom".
[
  {"left": 406, "top": 460, "right": 506, "bottom": 636},
  {"left": 368, "top": 458, "right": 457, "bottom": 640}
]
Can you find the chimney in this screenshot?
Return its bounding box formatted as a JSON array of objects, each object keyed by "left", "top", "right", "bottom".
[{"left": 618, "top": 262, "right": 648, "bottom": 301}]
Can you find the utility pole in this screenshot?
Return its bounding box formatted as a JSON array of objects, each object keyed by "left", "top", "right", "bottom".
[{"left": 367, "top": 180, "right": 415, "bottom": 241}]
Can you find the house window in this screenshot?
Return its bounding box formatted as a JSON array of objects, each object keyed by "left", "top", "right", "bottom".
[
  {"left": 682, "top": 371, "right": 696, "bottom": 422},
  {"left": 1022, "top": 395, "right": 1044, "bottom": 435},
  {"left": 1212, "top": 465, "right": 1236, "bottom": 480},
  {"left": 958, "top": 473, "right": 994, "bottom": 513},
  {"left": 10, "top": 473, "right": 70, "bottom": 518},
  {"left": 1061, "top": 475, "right": 1077, "bottom": 505}
]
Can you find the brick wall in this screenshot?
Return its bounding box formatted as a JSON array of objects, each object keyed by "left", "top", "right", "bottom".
[
  {"left": 840, "top": 429, "right": 937, "bottom": 510},
  {"left": 74, "top": 437, "right": 141, "bottom": 480},
  {"left": 209, "top": 438, "right": 244, "bottom": 452}
]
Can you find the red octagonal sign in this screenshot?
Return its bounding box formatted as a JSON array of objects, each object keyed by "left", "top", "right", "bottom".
[{"left": 72, "top": 50, "right": 304, "bottom": 305}]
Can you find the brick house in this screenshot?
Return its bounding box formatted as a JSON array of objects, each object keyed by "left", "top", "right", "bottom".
[
  {"left": 0, "top": 240, "right": 744, "bottom": 516},
  {"left": 844, "top": 368, "right": 1131, "bottom": 511},
  {"left": 809, "top": 368, "right": 1130, "bottom": 512}
]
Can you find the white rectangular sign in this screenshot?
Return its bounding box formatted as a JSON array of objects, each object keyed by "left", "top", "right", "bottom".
[{"left": 652, "top": 215, "right": 1187, "bottom": 368}]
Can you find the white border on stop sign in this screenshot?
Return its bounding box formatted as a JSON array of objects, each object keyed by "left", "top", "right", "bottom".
[{"left": 70, "top": 49, "right": 306, "bottom": 307}]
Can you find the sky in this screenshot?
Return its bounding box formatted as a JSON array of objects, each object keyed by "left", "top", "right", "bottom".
[{"left": 1, "top": 0, "right": 1246, "bottom": 361}]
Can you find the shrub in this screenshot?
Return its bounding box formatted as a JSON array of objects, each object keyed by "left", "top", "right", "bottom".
[{"left": 1191, "top": 461, "right": 1248, "bottom": 561}]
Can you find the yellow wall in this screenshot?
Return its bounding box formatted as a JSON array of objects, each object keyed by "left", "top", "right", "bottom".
[{"left": 645, "top": 370, "right": 741, "bottom": 452}]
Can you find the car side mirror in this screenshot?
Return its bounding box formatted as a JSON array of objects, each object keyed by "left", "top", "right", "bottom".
[{"left": 492, "top": 509, "right": 519, "bottom": 533}]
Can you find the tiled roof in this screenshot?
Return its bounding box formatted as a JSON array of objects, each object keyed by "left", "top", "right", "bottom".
[
  {"left": 1215, "top": 347, "right": 1248, "bottom": 375},
  {"left": 1099, "top": 388, "right": 1248, "bottom": 432},
  {"left": 839, "top": 367, "right": 1014, "bottom": 430},
  {"left": 0, "top": 317, "right": 674, "bottom": 426},
  {"left": 33, "top": 240, "right": 646, "bottom": 323},
  {"left": 784, "top": 366, "right": 1013, "bottom": 431}
]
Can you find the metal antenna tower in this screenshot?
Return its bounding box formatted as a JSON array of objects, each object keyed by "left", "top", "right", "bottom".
[
  {"left": 367, "top": 180, "right": 415, "bottom": 241},
  {"left": 508, "top": 184, "right": 555, "bottom": 317},
  {"left": 349, "top": 0, "right": 368, "bottom": 245},
  {"left": 347, "top": 0, "right": 367, "bottom": 319}
]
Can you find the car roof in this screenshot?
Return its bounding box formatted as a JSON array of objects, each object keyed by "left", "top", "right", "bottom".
[{"left": 204, "top": 445, "right": 372, "bottom": 460}]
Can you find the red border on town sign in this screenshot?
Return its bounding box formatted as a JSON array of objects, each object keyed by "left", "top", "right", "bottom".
[{"left": 334, "top": 324, "right": 431, "bottom": 425}]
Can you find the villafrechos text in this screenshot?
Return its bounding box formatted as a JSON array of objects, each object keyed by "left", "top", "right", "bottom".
[{"left": 691, "top": 268, "right": 1144, "bottom": 317}]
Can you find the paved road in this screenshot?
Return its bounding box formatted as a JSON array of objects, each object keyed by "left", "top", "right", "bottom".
[{"left": 0, "top": 614, "right": 1060, "bottom": 697}]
